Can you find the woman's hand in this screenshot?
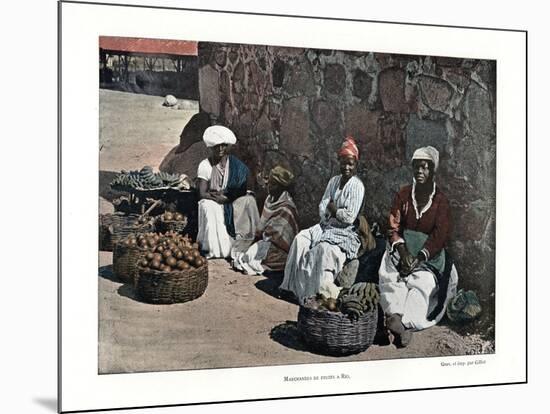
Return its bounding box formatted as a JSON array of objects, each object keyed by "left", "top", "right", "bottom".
[
  {"left": 327, "top": 199, "right": 337, "bottom": 217},
  {"left": 210, "top": 191, "right": 229, "bottom": 204},
  {"left": 397, "top": 244, "right": 417, "bottom": 277}
]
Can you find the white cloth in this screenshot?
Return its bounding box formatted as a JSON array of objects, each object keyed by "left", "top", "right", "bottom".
[
  {"left": 232, "top": 194, "right": 260, "bottom": 240},
  {"left": 202, "top": 125, "right": 237, "bottom": 147},
  {"left": 280, "top": 229, "right": 346, "bottom": 304},
  {"left": 197, "top": 195, "right": 260, "bottom": 259},
  {"left": 197, "top": 158, "right": 229, "bottom": 189},
  {"left": 378, "top": 247, "right": 458, "bottom": 331},
  {"left": 411, "top": 146, "right": 440, "bottom": 171},
  {"left": 197, "top": 199, "right": 233, "bottom": 259},
  {"left": 231, "top": 239, "right": 271, "bottom": 275}
]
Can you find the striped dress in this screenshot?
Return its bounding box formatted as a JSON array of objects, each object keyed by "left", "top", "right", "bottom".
[
  {"left": 308, "top": 175, "right": 365, "bottom": 260},
  {"left": 280, "top": 175, "right": 365, "bottom": 302}
]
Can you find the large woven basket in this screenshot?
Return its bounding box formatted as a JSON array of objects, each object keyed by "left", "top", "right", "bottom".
[
  {"left": 135, "top": 262, "right": 208, "bottom": 304},
  {"left": 99, "top": 213, "right": 154, "bottom": 251},
  {"left": 156, "top": 215, "right": 188, "bottom": 234},
  {"left": 112, "top": 242, "right": 147, "bottom": 284},
  {"left": 297, "top": 298, "right": 378, "bottom": 356}
]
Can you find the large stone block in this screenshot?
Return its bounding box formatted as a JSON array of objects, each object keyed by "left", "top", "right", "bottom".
[
  {"left": 324, "top": 64, "right": 347, "bottom": 95},
  {"left": 219, "top": 70, "right": 230, "bottom": 98},
  {"left": 228, "top": 49, "right": 239, "bottom": 64},
  {"left": 344, "top": 104, "right": 380, "bottom": 149},
  {"left": 272, "top": 59, "right": 286, "bottom": 88},
  {"left": 233, "top": 61, "right": 245, "bottom": 82},
  {"left": 280, "top": 96, "right": 313, "bottom": 159},
  {"left": 247, "top": 60, "right": 265, "bottom": 91},
  {"left": 366, "top": 114, "right": 408, "bottom": 170},
  {"left": 463, "top": 83, "right": 494, "bottom": 136},
  {"left": 312, "top": 99, "right": 341, "bottom": 136},
  {"left": 199, "top": 64, "right": 220, "bottom": 117},
  {"left": 419, "top": 75, "right": 453, "bottom": 113},
  {"left": 284, "top": 60, "right": 316, "bottom": 97},
  {"left": 452, "top": 200, "right": 493, "bottom": 242},
  {"left": 214, "top": 49, "right": 227, "bottom": 67},
  {"left": 352, "top": 69, "right": 372, "bottom": 100},
  {"left": 379, "top": 68, "right": 413, "bottom": 113},
  {"left": 272, "top": 46, "right": 306, "bottom": 58},
  {"left": 405, "top": 114, "right": 449, "bottom": 160}
]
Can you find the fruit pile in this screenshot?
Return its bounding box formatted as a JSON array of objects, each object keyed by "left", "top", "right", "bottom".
[
  {"left": 338, "top": 282, "right": 379, "bottom": 321},
  {"left": 121, "top": 231, "right": 206, "bottom": 272},
  {"left": 161, "top": 211, "right": 186, "bottom": 222},
  {"left": 312, "top": 282, "right": 379, "bottom": 321},
  {"left": 110, "top": 166, "right": 190, "bottom": 191}
]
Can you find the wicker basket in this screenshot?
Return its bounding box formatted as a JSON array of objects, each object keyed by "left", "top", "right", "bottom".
[
  {"left": 297, "top": 298, "right": 378, "bottom": 356},
  {"left": 156, "top": 215, "right": 188, "bottom": 234},
  {"left": 135, "top": 262, "right": 208, "bottom": 304},
  {"left": 112, "top": 242, "right": 147, "bottom": 284},
  {"left": 99, "top": 213, "right": 155, "bottom": 251}
]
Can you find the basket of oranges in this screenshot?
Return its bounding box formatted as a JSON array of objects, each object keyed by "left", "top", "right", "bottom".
[
  {"left": 99, "top": 213, "right": 155, "bottom": 252},
  {"left": 156, "top": 211, "right": 188, "bottom": 234},
  {"left": 134, "top": 231, "right": 208, "bottom": 304}
]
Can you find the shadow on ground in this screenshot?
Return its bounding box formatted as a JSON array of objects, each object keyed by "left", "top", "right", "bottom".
[
  {"left": 98, "top": 265, "right": 118, "bottom": 283},
  {"left": 269, "top": 321, "right": 309, "bottom": 353},
  {"left": 117, "top": 284, "right": 140, "bottom": 301},
  {"left": 254, "top": 274, "right": 299, "bottom": 305}
]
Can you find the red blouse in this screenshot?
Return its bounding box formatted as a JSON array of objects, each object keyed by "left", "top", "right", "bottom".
[{"left": 388, "top": 184, "right": 451, "bottom": 259}]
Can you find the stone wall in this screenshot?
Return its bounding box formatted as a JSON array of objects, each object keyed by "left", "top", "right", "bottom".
[{"left": 194, "top": 42, "right": 496, "bottom": 300}]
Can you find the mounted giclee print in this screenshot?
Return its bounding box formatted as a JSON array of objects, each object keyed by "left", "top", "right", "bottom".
[{"left": 59, "top": 1, "right": 527, "bottom": 412}]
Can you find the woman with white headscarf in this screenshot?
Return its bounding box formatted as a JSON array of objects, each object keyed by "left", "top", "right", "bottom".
[
  {"left": 378, "top": 146, "right": 458, "bottom": 347},
  {"left": 196, "top": 125, "right": 260, "bottom": 259}
]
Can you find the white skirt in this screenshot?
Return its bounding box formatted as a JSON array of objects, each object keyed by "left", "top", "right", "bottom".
[
  {"left": 378, "top": 247, "right": 458, "bottom": 331},
  {"left": 279, "top": 228, "right": 346, "bottom": 304},
  {"left": 197, "top": 195, "right": 260, "bottom": 259}
]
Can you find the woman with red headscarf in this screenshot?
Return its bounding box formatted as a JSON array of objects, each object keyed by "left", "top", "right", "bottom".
[{"left": 279, "top": 137, "right": 365, "bottom": 303}]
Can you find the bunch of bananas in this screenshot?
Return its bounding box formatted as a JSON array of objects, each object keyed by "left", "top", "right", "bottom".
[
  {"left": 338, "top": 282, "right": 379, "bottom": 321},
  {"left": 110, "top": 166, "right": 184, "bottom": 191}
]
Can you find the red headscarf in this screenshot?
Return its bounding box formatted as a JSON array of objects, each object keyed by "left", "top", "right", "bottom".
[{"left": 338, "top": 136, "right": 359, "bottom": 160}]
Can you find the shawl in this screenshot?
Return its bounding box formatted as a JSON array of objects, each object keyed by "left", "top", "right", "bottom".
[
  {"left": 258, "top": 191, "right": 299, "bottom": 252},
  {"left": 223, "top": 155, "right": 249, "bottom": 237}
]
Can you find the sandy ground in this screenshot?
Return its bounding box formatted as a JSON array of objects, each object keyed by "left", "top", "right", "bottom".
[{"left": 98, "top": 89, "right": 493, "bottom": 374}]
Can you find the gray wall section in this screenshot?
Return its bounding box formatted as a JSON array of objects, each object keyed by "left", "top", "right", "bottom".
[{"left": 172, "top": 42, "right": 497, "bottom": 301}]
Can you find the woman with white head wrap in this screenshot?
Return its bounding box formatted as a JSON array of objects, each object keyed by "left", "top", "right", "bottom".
[
  {"left": 196, "top": 125, "right": 260, "bottom": 259},
  {"left": 378, "top": 146, "right": 458, "bottom": 347}
]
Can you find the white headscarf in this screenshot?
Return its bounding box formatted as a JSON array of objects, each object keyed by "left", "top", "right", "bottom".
[
  {"left": 412, "top": 146, "right": 439, "bottom": 171},
  {"left": 202, "top": 125, "right": 237, "bottom": 148}
]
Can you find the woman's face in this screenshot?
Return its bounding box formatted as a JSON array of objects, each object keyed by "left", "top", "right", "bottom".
[
  {"left": 413, "top": 159, "right": 432, "bottom": 184},
  {"left": 339, "top": 155, "right": 358, "bottom": 179},
  {"left": 267, "top": 175, "right": 283, "bottom": 197},
  {"left": 211, "top": 143, "right": 229, "bottom": 160}
]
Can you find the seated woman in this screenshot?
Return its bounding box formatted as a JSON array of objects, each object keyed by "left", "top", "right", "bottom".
[
  {"left": 196, "top": 125, "right": 260, "bottom": 259},
  {"left": 231, "top": 166, "right": 299, "bottom": 275},
  {"left": 379, "top": 146, "right": 458, "bottom": 347},
  {"left": 279, "top": 137, "right": 365, "bottom": 304}
]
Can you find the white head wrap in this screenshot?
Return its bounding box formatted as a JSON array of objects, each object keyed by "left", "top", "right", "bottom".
[
  {"left": 412, "top": 146, "right": 439, "bottom": 171},
  {"left": 202, "top": 125, "right": 237, "bottom": 148}
]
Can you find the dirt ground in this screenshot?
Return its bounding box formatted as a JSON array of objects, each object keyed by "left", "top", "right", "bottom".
[{"left": 98, "top": 89, "right": 493, "bottom": 374}]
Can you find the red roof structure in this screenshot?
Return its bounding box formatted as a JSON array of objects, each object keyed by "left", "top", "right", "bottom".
[{"left": 99, "top": 36, "right": 197, "bottom": 56}]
